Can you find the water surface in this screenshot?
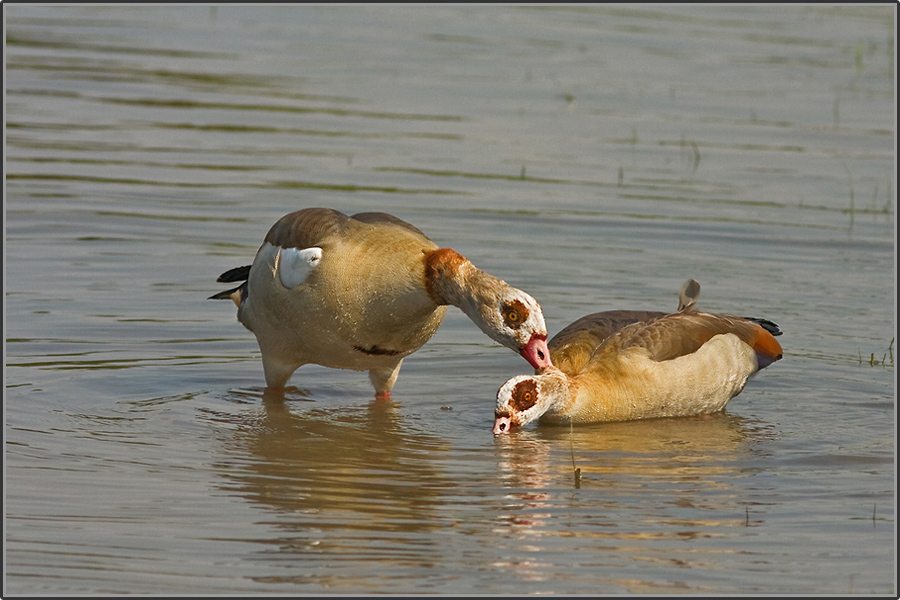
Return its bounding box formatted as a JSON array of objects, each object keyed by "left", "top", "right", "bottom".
[{"left": 4, "top": 5, "right": 895, "bottom": 595}]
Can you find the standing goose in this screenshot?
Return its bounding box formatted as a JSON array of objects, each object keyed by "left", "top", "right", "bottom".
[
  {"left": 211, "top": 208, "right": 552, "bottom": 397},
  {"left": 493, "top": 279, "right": 783, "bottom": 433}
]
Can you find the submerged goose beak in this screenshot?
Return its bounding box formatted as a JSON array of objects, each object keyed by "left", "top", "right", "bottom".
[
  {"left": 520, "top": 333, "right": 552, "bottom": 370},
  {"left": 493, "top": 413, "right": 516, "bottom": 435}
]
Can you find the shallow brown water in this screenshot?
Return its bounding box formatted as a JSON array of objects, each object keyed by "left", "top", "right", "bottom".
[{"left": 4, "top": 4, "right": 895, "bottom": 595}]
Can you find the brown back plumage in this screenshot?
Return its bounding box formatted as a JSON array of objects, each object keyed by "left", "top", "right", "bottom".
[
  {"left": 211, "top": 208, "right": 435, "bottom": 303},
  {"left": 350, "top": 211, "right": 430, "bottom": 238},
  {"left": 263, "top": 207, "right": 352, "bottom": 249},
  {"left": 548, "top": 310, "right": 666, "bottom": 374},
  {"left": 552, "top": 279, "right": 783, "bottom": 377},
  {"left": 262, "top": 208, "right": 433, "bottom": 250},
  {"left": 608, "top": 312, "right": 776, "bottom": 363}
]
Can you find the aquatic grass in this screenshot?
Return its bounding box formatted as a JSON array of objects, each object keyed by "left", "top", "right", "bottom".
[
  {"left": 858, "top": 338, "right": 894, "bottom": 367},
  {"left": 841, "top": 161, "right": 856, "bottom": 230},
  {"left": 569, "top": 418, "right": 582, "bottom": 489},
  {"left": 679, "top": 136, "right": 701, "bottom": 173}
]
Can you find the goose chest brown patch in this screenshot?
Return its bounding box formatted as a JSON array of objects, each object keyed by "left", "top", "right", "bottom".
[{"left": 422, "top": 247, "right": 468, "bottom": 303}]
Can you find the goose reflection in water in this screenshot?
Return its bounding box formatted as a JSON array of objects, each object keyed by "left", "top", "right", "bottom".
[
  {"left": 490, "top": 413, "right": 779, "bottom": 574},
  {"left": 205, "top": 388, "right": 452, "bottom": 533}
]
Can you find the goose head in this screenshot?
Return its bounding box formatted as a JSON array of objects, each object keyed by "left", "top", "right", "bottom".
[
  {"left": 424, "top": 248, "right": 551, "bottom": 369},
  {"left": 493, "top": 367, "right": 568, "bottom": 434},
  {"left": 471, "top": 284, "right": 551, "bottom": 370}
]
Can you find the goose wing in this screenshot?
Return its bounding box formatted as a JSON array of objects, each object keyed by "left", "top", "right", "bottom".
[
  {"left": 601, "top": 312, "right": 783, "bottom": 368},
  {"left": 549, "top": 310, "right": 666, "bottom": 375}
]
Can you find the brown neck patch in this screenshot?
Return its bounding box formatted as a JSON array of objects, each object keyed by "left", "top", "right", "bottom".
[{"left": 423, "top": 247, "right": 469, "bottom": 304}]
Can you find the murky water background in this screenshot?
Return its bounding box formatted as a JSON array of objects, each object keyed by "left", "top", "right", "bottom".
[{"left": 4, "top": 5, "right": 895, "bottom": 595}]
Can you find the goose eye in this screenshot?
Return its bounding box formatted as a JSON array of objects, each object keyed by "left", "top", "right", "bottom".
[
  {"left": 502, "top": 300, "right": 528, "bottom": 329},
  {"left": 512, "top": 379, "right": 538, "bottom": 411}
]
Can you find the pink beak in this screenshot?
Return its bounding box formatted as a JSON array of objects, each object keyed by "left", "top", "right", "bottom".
[
  {"left": 520, "top": 333, "right": 552, "bottom": 370},
  {"left": 493, "top": 414, "right": 515, "bottom": 434}
]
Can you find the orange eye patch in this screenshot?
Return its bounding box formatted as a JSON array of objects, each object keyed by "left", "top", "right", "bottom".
[
  {"left": 502, "top": 299, "right": 528, "bottom": 329},
  {"left": 511, "top": 379, "right": 538, "bottom": 411}
]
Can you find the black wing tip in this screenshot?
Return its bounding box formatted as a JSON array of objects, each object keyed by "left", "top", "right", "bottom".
[
  {"left": 216, "top": 265, "right": 251, "bottom": 283},
  {"left": 209, "top": 282, "right": 247, "bottom": 302},
  {"left": 209, "top": 286, "right": 239, "bottom": 300},
  {"left": 746, "top": 316, "right": 783, "bottom": 337}
]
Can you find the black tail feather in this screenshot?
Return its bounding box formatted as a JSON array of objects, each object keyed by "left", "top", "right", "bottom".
[
  {"left": 216, "top": 265, "right": 251, "bottom": 283},
  {"left": 208, "top": 283, "right": 247, "bottom": 302},
  {"left": 745, "top": 316, "right": 782, "bottom": 337}
]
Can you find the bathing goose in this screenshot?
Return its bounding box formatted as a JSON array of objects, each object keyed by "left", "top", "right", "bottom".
[
  {"left": 211, "top": 208, "right": 551, "bottom": 397},
  {"left": 493, "top": 279, "right": 782, "bottom": 433}
]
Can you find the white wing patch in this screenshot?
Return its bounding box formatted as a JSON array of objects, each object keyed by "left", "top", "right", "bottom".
[{"left": 276, "top": 246, "right": 323, "bottom": 289}]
